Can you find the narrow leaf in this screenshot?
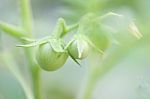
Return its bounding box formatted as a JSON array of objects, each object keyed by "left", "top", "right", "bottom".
[{"left": 68, "top": 50, "right": 81, "bottom": 66}]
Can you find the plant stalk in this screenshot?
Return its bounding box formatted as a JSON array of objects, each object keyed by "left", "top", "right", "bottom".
[
  {"left": 19, "top": 0, "right": 41, "bottom": 99},
  {"left": 19, "top": 0, "right": 33, "bottom": 35}
]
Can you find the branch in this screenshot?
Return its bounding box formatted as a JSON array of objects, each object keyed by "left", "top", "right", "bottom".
[{"left": 0, "top": 22, "right": 26, "bottom": 38}]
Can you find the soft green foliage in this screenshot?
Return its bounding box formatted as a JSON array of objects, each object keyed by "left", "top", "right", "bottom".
[
  {"left": 0, "top": 0, "right": 149, "bottom": 99},
  {"left": 77, "top": 13, "right": 110, "bottom": 51}
]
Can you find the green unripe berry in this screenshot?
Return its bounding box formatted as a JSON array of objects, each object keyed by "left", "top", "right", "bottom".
[
  {"left": 68, "top": 37, "right": 89, "bottom": 60},
  {"left": 36, "top": 42, "right": 68, "bottom": 71}
]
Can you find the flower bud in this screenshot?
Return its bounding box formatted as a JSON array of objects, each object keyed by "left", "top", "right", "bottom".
[
  {"left": 68, "top": 36, "right": 89, "bottom": 60},
  {"left": 36, "top": 42, "right": 68, "bottom": 71}
]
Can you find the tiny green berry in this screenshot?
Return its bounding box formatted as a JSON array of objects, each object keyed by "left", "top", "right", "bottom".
[{"left": 36, "top": 42, "right": 68, "bottom": 71}]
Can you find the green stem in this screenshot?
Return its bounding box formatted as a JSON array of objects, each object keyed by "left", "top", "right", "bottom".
[
  {"left": 52, "top": 18, "right": 79, "bottom": 38},
  {"left": 31, "top": 66, "right": 41, "bottom": 99},
  {"left": 0, "top": 22, "right": 26, "bottom": 38},
  {"left": 19, "top": 0, "right": 41, "bottom": 99},
  {"left": 62, "top": 23, "right": 79, "bottom": 37},
  {"left": 19, "top": 0, "right": 33, "bottom": 34},
  {"left": 24, "top": 47, "right": 41, "bottom": 99}
]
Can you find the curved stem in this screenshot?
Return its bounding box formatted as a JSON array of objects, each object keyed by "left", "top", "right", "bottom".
[
  {"left": 62, "top": 23, "right": 79, "bottom": 37},
  {"left": 53, "top": 18, "right": 79, "bottom": 38}
]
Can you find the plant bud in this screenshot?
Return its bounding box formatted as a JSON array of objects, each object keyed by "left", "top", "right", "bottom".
[
  {"left": 68, "top": 36, "right": 89, "bottom": 60},
  {"left": 36, "top": 42, "right": 68, "bottom": 71}
]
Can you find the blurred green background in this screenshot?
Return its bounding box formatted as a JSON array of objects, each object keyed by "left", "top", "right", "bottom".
[{"left": 0, "top": 0, "right": 150, "bottom": 99}]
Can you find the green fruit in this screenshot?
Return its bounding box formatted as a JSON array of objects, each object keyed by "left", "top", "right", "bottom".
[
  {"left": 36, "top": 42, "right": 68, "bottom": 71},
  {"left": 68, "top": 37, "right": 89, "bottom": 60}
]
